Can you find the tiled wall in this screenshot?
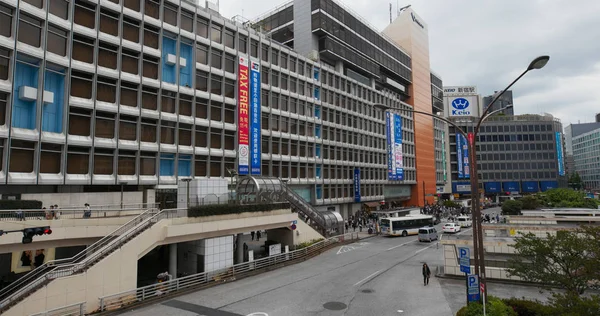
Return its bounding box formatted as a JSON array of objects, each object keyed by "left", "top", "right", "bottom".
[
  {"left": 177, "top": 178, "right": 228, "bottom": 208},
  {"left": 199, "top": 235, "right": 233, "bottom": 272}
]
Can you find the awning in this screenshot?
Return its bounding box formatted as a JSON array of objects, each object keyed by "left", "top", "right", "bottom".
[{"left": 363, "top": 202, "right": 380, "bottom": 208}]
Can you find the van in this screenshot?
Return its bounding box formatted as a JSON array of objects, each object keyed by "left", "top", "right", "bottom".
[
  {"left": 457, "top": 216, "right": 472, "bottom": 228},
  {"left": 418, "top": 227, "right": 438, "bottom": 242}
]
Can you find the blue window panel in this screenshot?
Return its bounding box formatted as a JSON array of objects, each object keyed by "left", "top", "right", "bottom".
[
  {"left": 316, "top": 165, "right": 321, "bottom": 178},
  {"left": 314, "top": 105, "right": 320, "bottom": 119},
  {"left": 159, "top": 153, "right": 175, "bottom": 176},
  {"left": 313, "top": 67, "right": 319, "bottom": 80},
  {"left": 161, "top": 36, "right": 177, "bottom": 84},
  {"left": 179, "top": 43, "right": 193, "bottom": 88},
  {"left": 178, "top": 154, "right": 191, "bottom": 176},
  {"left": 316, "top": 185, "right": 322, "bottom": 200},
  {"left": 42, "top": 70, "right": 65, "bottom": 133},
  {"left": 314, "top": 87, "right": 320, "bottom": 100},
  {"left": 315, "top": 125, "right": 321, "bottom": 138},
  {"left": 12, "top": 62, "right": 39, "bottom": 129},
  {"left": 315, "top": 144, "right": 321, "bottom": 158}
]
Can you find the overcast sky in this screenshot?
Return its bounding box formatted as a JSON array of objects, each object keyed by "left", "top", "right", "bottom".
[{"left": 215, "top": 0, "right": 600, "bottom": 126}]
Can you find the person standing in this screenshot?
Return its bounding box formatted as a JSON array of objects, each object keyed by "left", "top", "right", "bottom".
[
  {"left": 250, "top": 231, "right": 255, "bottom": 241},
  {"left": 422, "top": 263, "right": 431, "bottom": 286},
  {"left": 256, "top": 230, "right": 262, "bottom": 241}
]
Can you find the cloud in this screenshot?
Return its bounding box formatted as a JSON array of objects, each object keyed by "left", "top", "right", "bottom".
[{"left": 218, "top": 0, "right": 600, "bottom": 126}]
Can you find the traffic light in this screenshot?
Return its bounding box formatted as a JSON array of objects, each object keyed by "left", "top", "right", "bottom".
[{"left": 22, "top": 226, "right": 52, "bottom": 244}]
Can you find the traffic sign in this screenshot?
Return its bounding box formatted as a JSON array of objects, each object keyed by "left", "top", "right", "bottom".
[
  {"left": 458, "top": 247, "right": 470, "bottom": 274},
  {"left": 467, "top": 274, "right": 480, "bottom": 302},
  {"left": 292, "top": 220, "right": 297, "bottom": 225}
]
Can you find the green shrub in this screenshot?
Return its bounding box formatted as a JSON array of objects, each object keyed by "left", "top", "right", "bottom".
[
  {"left": 456, "top": 296, "right": 517, "bottom": 316},
  {"left": 502, "top": 297, "right": 553, "bottom": 316},
  {"left": 501, "top": 200, "right": 523, "bottom": 215},
  {"left": 0, "top": 200, "right": 43, "bottom": 210},
  {"left": 295, "top": 238, "right": 324, "bottom": 250},
  {"left": 188, "top": 202, "right": 290, "bottom": 217},
  {"left": 520, "top": 196, "right": 540, "bottom": 210}
]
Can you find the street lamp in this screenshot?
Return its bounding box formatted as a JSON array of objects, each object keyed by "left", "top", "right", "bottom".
[
  {"left": 119, "top": 181, "right": 127, "bottom": 210},
  {"left": 181, "top": 178, "right": 193, "bottom": 208},
  {"left": 377, "top": 55, "right": 549, "bottom": 302}
]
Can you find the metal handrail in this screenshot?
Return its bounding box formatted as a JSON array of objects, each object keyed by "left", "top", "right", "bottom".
[
  {"left": 0, "top": 206, "right": 149, "bottom": 221},
  {"left": 0, "top": 208, "right": 164, "bottom": 309},
  {"left": 29, "top": 301, "right": 86, "bottom": 316},
  {"left": 98, "top": 232, "right": 358, "bottom": 312},
  {"left": 280, "top": 183, "right": 328, "bottom": 232}
]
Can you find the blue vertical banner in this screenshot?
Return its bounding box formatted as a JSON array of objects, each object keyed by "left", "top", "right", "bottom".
[
  {"left": 386, "top": 112, "right": 395, "bottom": 180},
  {"left": 463, "top": 134, "right": 470, "bottom": 179},
  {"left": 556, "top": 132, "right": 565, "bottom": 176},
  {"left": 354, "top": 168, "right": 361, "bottom": 202},
  {"left": 456, "top": 133, "right": 464, "bottom": 179},
  {"left": 393, "top": 114, "right": 404, "bottom": 180},
  {"left": 249, "top": 60, "right": 261, "bottom": 175}
]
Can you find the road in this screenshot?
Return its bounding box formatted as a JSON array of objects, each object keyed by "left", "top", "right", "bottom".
[{"left": 120, "top": 223, "right": 547, "bottom": 316}]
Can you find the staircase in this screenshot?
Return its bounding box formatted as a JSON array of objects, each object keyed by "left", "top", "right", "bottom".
[{"left": 0, "top": 208, "right": 177, "bottom": 313}]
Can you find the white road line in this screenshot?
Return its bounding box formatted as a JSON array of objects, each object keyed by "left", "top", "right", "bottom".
[
  {"left": 353, "top": 270, "right": 381, "bottom": 286},
  {"left": 415, "top": 243, "right": 437, "bottom": 254},
  {"left": 387, "top": 240, "right": 416, "bottom": 251}
]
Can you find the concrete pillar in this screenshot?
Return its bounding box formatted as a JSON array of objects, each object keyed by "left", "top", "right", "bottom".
[
  {"left": 236, "top": 233, "right": 244, "bottom": 264},
  {"left": 169, "top": 243, "right": 177, "bottom": 278}
]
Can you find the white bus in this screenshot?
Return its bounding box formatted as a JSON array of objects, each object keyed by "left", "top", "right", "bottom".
[{"left": 380, "top": 215, "right": 434, "bottom": 237}]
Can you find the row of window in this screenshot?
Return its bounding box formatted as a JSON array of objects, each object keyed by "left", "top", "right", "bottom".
[{"left": 476, "top": 172, "right": 559, "bottom": 181}]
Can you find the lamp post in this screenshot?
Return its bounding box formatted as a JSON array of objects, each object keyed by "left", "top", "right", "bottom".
[
  {"left": 119, "top": 181, "right": 127, "bottom": 210},
  {"left": 181, "top": 178, "right": 193, "bottom": 208},
  {"left": 376, "top": 54, "right": 550, "bottom": 302}
]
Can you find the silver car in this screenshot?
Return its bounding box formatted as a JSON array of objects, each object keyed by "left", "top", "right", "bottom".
[{"left": 418, "top": 227, "right": 438, "bottom": 242}]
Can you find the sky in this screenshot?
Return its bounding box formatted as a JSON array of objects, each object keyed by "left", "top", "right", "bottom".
[{"left": 214, "top": 0, "right": 600, "bottom": 126}]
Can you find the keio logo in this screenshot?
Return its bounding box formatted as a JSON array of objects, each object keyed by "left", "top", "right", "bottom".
[{"left": 451, "top": 98, "right": 471, "bottom": 115}]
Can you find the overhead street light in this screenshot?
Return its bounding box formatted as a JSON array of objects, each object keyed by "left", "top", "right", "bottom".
[{"left": 378, "top": 55, "right": 549, "bottom": 303}]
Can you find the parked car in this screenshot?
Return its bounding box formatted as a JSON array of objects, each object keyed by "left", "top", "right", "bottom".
[
  {"left": 418, "top": 227, "right": 438, "bottom": 242},
  {"left": 442, "top": 223, "right": 461, "bottom": 233}
]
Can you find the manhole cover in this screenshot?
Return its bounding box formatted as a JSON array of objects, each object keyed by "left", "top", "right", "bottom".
[
  {"left": 361, "top": 289, "right": 374, "bottom": 293},
  {"left": 323, "top": 302, "right": 347, "bottom": 311}
]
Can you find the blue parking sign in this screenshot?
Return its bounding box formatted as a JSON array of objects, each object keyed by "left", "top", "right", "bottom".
[
  {"left": 467, "top": 274, "right": 480, "bottom": 301},
  {"left": 458, "top": 247, "right": 470, "bottom": 274}
]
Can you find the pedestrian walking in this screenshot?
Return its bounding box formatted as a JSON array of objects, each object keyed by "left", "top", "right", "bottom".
[
  {"left": 256, "top": 230, "right": 262, "bottom": 241},
  {"left": 422, "top": 263, "right": 431, "bottom": 286},
  {"left": 251, "top": 231, "right": 255, "bottom": 241}
]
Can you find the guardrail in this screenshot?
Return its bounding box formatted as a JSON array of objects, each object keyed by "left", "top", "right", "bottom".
[
  {"left": 0, "top": 203, "right": 159, "bottom": 221},
  {"left": 0, "top": 208, "right": 165, "bottom": 312},
  {"left": 30, "top": 302, "right": 86, "bottom": 316},
  {"left": 98, "top": 232, "right": 359, "bottom": 313}
]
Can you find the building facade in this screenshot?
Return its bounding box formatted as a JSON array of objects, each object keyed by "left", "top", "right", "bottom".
[
  {"left": 571, "top": 127, "right": 600, "bottom": 190},
  {"left": 565, "top": 118, "right": 600, "bottom": 179},
  {"left": 431, "top": 72, "right": 447, "bottom": 193},
  {"left": 482, "top": 90, "right": 515, "bottom": 116},
  {"left": 0, "top": 0, "right": 441, "bottom": 214},
  {"left": 449, "top": 114, "right": 566, "bottom": 200}
]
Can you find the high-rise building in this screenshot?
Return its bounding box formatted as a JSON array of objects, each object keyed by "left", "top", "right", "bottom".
[
  {"left": 0, "top": 0, "right": 441, "bottom": 215},
  {"left": 566, "top": 115, "right": 600, "bottom": 190},
  {"left": 482, "top": 90, "right": 515, "bottom": 116}
]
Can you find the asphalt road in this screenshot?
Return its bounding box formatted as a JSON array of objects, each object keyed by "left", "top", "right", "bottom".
[{"left": 120, "top": 224, "right": 547, "bottom": 316}]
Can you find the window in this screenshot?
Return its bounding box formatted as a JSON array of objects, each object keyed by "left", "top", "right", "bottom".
[
  {"left": 94, "top": 148, "right": 113, "bottom": 175},
  {"left": 239, "top": 35, "right": 247, "bottom": 54},
  {"left": 271, "top": 50, "right": 278, "bottom": 66},
  {"left": 100, "top": 9, "right": 119, "bottom": 36},
  {"left": 281, "top": 74, "right": 288, "bottom": 90},
  {"left": 49, "top": 0, "right": 69, "bottom": 19},
  {"left": 211, "top": 75, "right": 222, "bottom": 95},
  {"left": 72, "top": 35, "right": 95, "bottom": 64},
  {"left": 196, "top": 98, "right": 208, "bottom": 119},
  {"left": 224, "top": 103, "right": 235, "bottom": 124},
  {"left": 74, "top": 0, "right": 96, "bottom": 29},
  {"left": 0, "top": 4, "right": 12, "bottom": 37},
  {"left": 179, "top": 123, "right": 192, "bottom": 146},
  {"left": 141, "top": 118, "right": 157, "bottom": 142},
  {"left": 9, "top": 140, "right": 35, "bottom": 172},
  {"left": 250, "top": 39, "right": 258, "bottom": 58},
  {"left": 23, "top": 0, "right": 43, "bottom": 9},
  {"left": 195, "top": 126, "right": 208, "bottom": 147},
  {"left": 161, "top": 91, "right": 176, "bottom": 113},
  {"left": 18, "top": 14, "right": 42, "bottom": 47},
  {"left": 70, "top": 71, "right": 93, "bottom": 99},
  {"left": 122, "top": 17, "right": 140, "bottom": 43},
  {"left": 95, "top": 111, "right": 115, "bottom": 138},
  {"left": 196, "top": 44, "right": 208, "bottom": 64},
  {"left": 40, "top": 143, "right": 62, "bottom": 173},
  {"left": 163, "top": 4, "right": 177, "bottom": 26},
  {"left": 119, "top": 115, "right": 137, "bottom": 140},
  {"left": 224, "top": 29, "right": 235, "bottom": 49},
  {"left": 140, "top": 151, "right": 155, "bottom": 175},
  {"left": 0, "top": 48, "right": 10, "bottom": 81},
  {"left": 181, "top": 10, "right": 193, "bottom": 32},
  {"left": 196, "top": 70, "right": 208, "bottom": 91},
  {"left": 142, "top": 55, "right": 159, "bottom": 79},
  {"left": 210, "top": 128, "right": 221, "bottom": 149},
  {"left": 143, "top": 25, "right": 159, "bottom": 49},
  {"left": 118, "top": 150, "right": 136, "bottom": 175},
  {"left": 289, "top": 57, "right": 296, "bottom": 72},
  {"left": 261, "top": 44, "right": 269, "bottom": 62},
  {"left": 120, "top": 82, "right": 138, "bottom": 107},
  {"left": 211, "top": 49, "right": 222, "bottom": 69},
  {"left": 224, "top": 54, "right": 235, "bottom": 73},
  {"left": 197, "top": 17, "right": 208, "bottom": 38},
  {"left": 211, "top": 24, "right": 222, "bottom": 43},
  {"left": 144, "top": 0, "right": 159, "bottom": 19},
  {"left": 124, "top": 0, "right": 140, "bottom": 12},
  {"left": 68, "top": 107, "right": 91, "bottom": 136},
  {"left": 142, "top": 86, "right": 158, "bottom": 110},
  {"left": 160, "top": 121, "right": 176, "bottom": 144},
  {"left": 67, "top": 146, "right": 89, "bottom": 174},
  {"left": 210, "top": 100, "right": 222, "bottom": 121},
  {"left": 96, "top": 77, "right": 116, "bottom": 103},
  {"left": 224, "top": 130, "right": 234, "bottom": 150},
  {"left": 47, "top": 25, "right": 68, "bottom": 56},
  {"left": 195, "top": 155, "right": 207, "bottom": 176},
  {"left": 280, "top": 53, "right": 287, "bottom": 69},
  {"left": 179, "top": 95, "right": 193, "bottom": 116},
  {"left": 224, "top": 79, "right": 235, "bottom": 98},
  {"left": 0, "top": 92, "right": 7, "bottom": 125},
  {"left": 121, "top": 49, "right": 139, "bottom": 75}
]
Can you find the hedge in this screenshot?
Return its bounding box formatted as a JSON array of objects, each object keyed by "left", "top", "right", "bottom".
[
  {"left": 188, "top": 202, "right": 290, "bottom": 217},
  {"left": 0, "top": 200, "right": 43, "bottom": 210},
  {"left": 501, "top": 298, "right": 554, "bottom": 316}
]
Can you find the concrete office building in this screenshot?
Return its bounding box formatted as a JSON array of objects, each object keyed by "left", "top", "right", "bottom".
[
  {"left": 449, "top": 114, "right": 566, "bottom": 200},
  {"left": 482, "top": 90, "right": 515, "bottom": 116},
  {"left": 431, "top": 72, "right": 447, "bottom": 194},
  {"left": 0, "top": 0, "right": 443, "bottom": 215},
  {"left": 564, "top": 116, "right": 600, "bottom": 182},
  {"left": 571, "top": 124, "right": 600, "bottom": 190}
]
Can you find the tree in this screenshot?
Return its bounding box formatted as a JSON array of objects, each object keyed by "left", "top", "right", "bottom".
[
  {"left": 520, "top": 195, "right": 540, "bottom": 210},
  {"left": 443, "top": 200, "right": 460, "bottom": 208},
  {"left": 501, "top": 200, "right": 523, "bottom": 215},
  {"left": 569, "top": 172, "right": 584, "bottom": 190},
  {"left": 539, "top": 188, "right": 598, "bottom": 209}
]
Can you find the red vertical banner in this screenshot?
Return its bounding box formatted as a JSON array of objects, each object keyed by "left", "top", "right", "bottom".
[
  {"left": 237, "top": 56, "right": 250, "bottom": 175},
  {"left": 468, "top": 132, "right": 474, "bottom": 146}
]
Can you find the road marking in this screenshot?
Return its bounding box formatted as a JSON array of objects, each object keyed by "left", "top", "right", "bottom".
[
  {"left": 398, "top": 310, "right": 404, "bottom": 313},
  {"left": 247, "top": 313, "right": 269, "bottom": 316},
  {"left": 336, "top": 242, "right": 369, "bottom": 255},
  {"left": 353, "top": 270, "right": 381, "bottom": 286},
  {"left": 415, "top": 243, "right": 437, "bottom": 254},
  {"left": 387, "top": 240, "right": 416, "bottom": 251}
]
